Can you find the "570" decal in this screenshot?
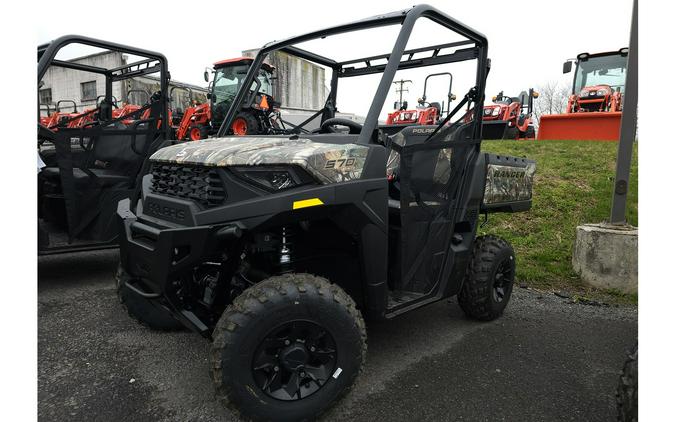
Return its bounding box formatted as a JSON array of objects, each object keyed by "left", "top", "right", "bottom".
[{"left": 324, "top": 158, "right": 356, "bottom": 169}]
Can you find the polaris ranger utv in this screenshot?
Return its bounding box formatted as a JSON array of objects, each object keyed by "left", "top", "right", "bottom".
[{"left": 117, "top": 5, "right": 535, "bottom": 421}]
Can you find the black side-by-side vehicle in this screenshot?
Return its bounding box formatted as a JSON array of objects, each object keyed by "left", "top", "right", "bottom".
[
  {"left": 115, "top": 5, "right": 536, "bottom": 421},
  {"left": 38, "top": 36, "right": 172, "bottom": 254}
]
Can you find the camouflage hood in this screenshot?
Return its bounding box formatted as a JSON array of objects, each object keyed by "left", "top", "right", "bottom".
[{"left": 150, "top": 137, "right": 369, "bottom": 184}]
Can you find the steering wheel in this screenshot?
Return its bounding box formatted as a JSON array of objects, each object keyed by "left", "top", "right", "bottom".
[{"left": 319, "top": 118, "right": 363, "bottom": 134}]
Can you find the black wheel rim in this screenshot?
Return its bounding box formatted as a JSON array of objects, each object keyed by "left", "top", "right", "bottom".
[
  {"left": 252, "top": 320, "right": 337, "bottom": 401},
  {"left": 493, "top": 258, "right": 514, "bottom": 303}
]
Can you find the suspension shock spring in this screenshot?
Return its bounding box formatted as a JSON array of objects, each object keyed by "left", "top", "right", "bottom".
[{"left": 279, "top": 225, "right": 295, "bottom": 270}]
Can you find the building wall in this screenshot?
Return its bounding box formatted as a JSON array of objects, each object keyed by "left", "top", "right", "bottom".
[
  {"left": 39, "top": 48, "right": 323, "bottom": 114},
  {"left": 39, "top": 51, "right": 125, "bottom": 112},
  {"left": 39, "top": 51, "right": 207, "bottom": 114},
  {"left": 243, "top": 49, "right": 327, "bottom": 111}
]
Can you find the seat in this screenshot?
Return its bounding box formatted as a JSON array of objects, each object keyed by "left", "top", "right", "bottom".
[{"left": 40, "top": 166, "right": 130, "bottom": 188}]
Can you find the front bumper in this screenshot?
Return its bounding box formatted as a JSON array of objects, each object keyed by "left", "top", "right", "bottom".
[{"left": 117, "top": 198, "right": 241, "bottom": 336}]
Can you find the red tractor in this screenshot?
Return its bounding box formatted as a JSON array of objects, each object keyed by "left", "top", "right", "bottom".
[
  {"left": 175, "top": 57, "right": 279, "bottom": 141},
  {"left": 537, "top": 48, "right": 628, "bottom": 141},
  {"left": 481, "top": 88, "right": 538, "bottom": 140},
  {"left": 385, "top": 73, "right": 455, "bottom": 126}
]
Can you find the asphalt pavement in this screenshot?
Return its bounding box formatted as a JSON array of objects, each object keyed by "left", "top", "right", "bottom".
[{"left": 38, "top": 250, "right": 637, "bottom": 422}]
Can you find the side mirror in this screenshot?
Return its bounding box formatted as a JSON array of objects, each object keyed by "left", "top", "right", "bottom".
[
  {"left": 562, "top": 61, "right": 573, "bottom": 74},
  {"left": 203, "top": 69, "right": 210, "bottom": 82},
  {"left": 394, "top": 101, "right": 399, "bottom": 110},
  {"left": 401, "top": 100, "right": 408, "bottom": 110},
  {"left": 206, "top": 92, "right": 212, "bottom": 100}
]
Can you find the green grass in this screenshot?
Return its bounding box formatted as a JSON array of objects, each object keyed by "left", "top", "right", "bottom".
[{"left": 479, "top": 140, "right": 638, "bottom": 300}]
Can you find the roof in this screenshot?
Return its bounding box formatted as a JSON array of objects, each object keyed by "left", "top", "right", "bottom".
[
  {"left": 213, "top": 57, "right": 253, "bottom": 67},
  {"left": 213, "top": 56, "right": 275, "bottom": 72}
]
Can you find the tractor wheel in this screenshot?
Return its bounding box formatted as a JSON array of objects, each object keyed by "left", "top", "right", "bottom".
[
  {"left": 210, "top": 273, "right": 366, "bottom": 422},
  {"left": 231, "top": 112, "right": 259, "bottom": 136},
  {"left": 504, "top": 126, "right": 519, "bottom": 140},
  {"left": 524, "top": 126, "right": 536, "bottom": 140},
  {"left": 115, "top": 264, "right": 184, "bottom": 331},
  {"left": 616, "top": 345, "right": 638, "bottom": 422},
  {"left": 458, "top": 235, "right": 516, "bottom": 321},
  {"left": 189, "top": 125, "right": 209, "bottom": 141}
]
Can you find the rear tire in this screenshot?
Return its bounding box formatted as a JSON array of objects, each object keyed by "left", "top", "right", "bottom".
[
  {"left": 617, "top": 345, "right": 638, "bottom": 422},
  {"left": 231, "top": 111, "right": 259, "bottom": 136},
  {"left": 115, "top": 264, "right": 183, "bottom": 331},
  {"left": 458, "top": 235, "right": 516, "bottom": 321},
  {"left": 210, "top": 273, "right": 366, "bottom": 422}
]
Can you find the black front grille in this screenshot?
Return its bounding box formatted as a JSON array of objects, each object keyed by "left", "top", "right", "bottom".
[{"left": 150, "top": 164, "right": 226, "bottom": 208}]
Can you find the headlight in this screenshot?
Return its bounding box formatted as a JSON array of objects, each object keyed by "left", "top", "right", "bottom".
[
  {"left": 492, "top": 107, "right": 501, "bottom": 116},
  {"left": 596, "top": 89, "right": 608, "bottom": 96},
  {"left": 580, "top": 89, "right": 590, "bottom": 97},
  {"left": 484, "top": 108, "right": 492, "bottom": 116},
  {"left": 231, "top": 166, "right": 314, "bottom": 192}
]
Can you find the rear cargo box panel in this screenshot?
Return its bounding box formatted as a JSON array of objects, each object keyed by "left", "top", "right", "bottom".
[{"left": 481, "top": 154, "right": 536, "bottom": 212}]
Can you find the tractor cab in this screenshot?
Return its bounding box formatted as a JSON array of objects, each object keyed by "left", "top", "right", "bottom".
[
  {"left": 564, "top": 48, "right": 628, "bottom": 112},
  {"left": 175, "top": 57, "right": 278, "bottom": 141},
  {"left": 209, "top": 57, "right": 276, "bottom": 134}
]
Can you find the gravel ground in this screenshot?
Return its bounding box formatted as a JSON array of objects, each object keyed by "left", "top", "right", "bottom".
[{"left": 38, "top": 250, "right": 637, "bottom": 421}]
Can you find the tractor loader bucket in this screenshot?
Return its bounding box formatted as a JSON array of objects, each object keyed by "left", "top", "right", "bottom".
[
  {"left": 537, "top": 111, "right": 622, "bottom": 141},
  {"left": 481, "top": 121, "right": 509, "bottom": 140}
]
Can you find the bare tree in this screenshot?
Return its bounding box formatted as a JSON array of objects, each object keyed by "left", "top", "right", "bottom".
[{"left": 532, "top": 80, "right": 571, "bottom": 126}]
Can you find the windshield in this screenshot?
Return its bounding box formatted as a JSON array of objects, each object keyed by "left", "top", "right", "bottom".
[
  {"left": 573, "top": 54, "right": 627, "bottom": 94},
  {"left": 213, "top": 64, "right": 249, "bottom": 106},
  {"left": 213, "top": 65, "right": 273, "bottom": 102}
]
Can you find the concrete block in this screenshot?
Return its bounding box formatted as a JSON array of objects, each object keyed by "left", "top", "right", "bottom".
[{"left": 572, "top": 223, "right": 638, "bottom": 294}]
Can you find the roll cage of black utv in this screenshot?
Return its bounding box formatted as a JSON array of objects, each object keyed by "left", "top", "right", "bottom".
[
  {"left": 216, "top": 4, "right": 489, "bottom": 141},
  {"left": 38, "top": 35, "right": 171, "bottom": 254}
]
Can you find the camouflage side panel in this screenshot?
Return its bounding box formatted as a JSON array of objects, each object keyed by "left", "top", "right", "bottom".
[
  {"left": 483, "top": 162, "right": 536, "bottom": 204},
  {"left": 150, "top": 137, "right": 369, "bottom": 184}
]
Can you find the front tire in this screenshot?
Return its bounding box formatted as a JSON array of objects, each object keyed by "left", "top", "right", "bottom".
[
  {"left": 189, "top": 125, "right": 209, "bottom": 141},
  {"left": 458, "top": 235, "right": 516, "bottom": 321},
  {"left": 210, "top": 273, "right": 366, "bottom": 422},
  {"left": 525, "top": 125, "right": 536, "bottom": 139},
  {"left": 504, "top": 126, "right": 519, "bottom": 140}
]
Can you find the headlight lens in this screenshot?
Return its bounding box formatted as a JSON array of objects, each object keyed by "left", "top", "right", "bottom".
[
  {"left": 580, "top": 89, "right": 590, "bottom": 97},
  {"left": 484, "top": 108, "right": 492, "bottom": 116},
  {"left": 231, "top": 166, "right": 314, "bottom": 192},
  {"left": 596, "top": 89, "right": 608, "bottom": 96},
  {"left": 491, "top": 107, "right": 501, "bottom": 116}
]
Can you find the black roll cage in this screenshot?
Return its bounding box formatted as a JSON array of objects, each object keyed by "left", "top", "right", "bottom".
[
  {"left": 216, "top": 4, "right": 488, "bottom": 143},
  {"left": 37, "top": 35, "right": 170, "bottom": 137}
]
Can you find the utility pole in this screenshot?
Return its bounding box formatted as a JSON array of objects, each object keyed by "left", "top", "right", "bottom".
[
  {"left": 393, "top": 79, "right": 412, "bottom": 107},
  {"left": 609, "top": 0, "right": 638, "bottom": 225}
]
